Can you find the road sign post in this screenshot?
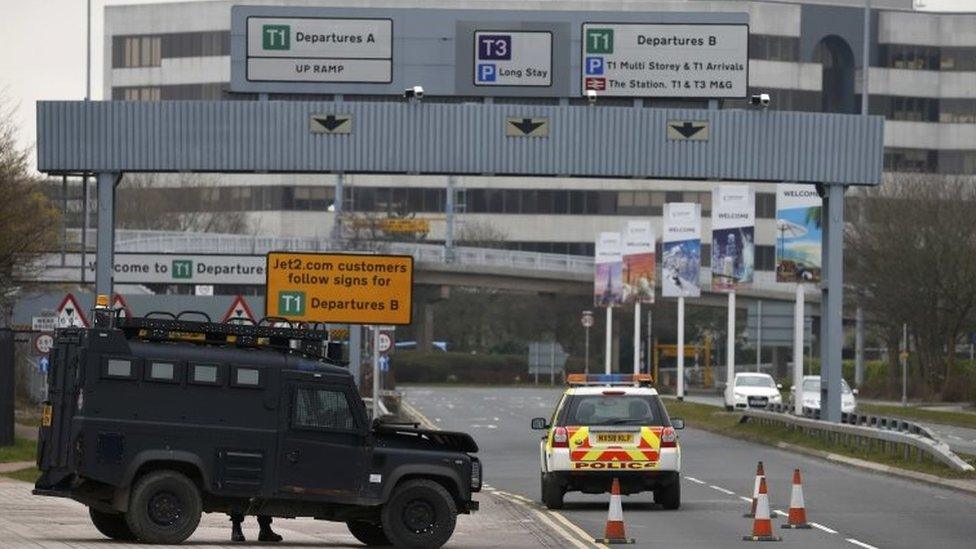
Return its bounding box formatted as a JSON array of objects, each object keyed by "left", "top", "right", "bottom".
[
  {"left": 581, "top": 310, "right": 594, "bottom": 375},
  {"left": 793, "top": 285, "right": 805, "bottom": 416}
]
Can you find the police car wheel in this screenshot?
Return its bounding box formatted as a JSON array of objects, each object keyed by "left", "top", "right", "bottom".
[
  {"left": 654, "top": 479, "right": 681, "bottom": 510},
  {"left": 125, "top": 470, "right": 202, "bottom": 544},
  {"left": 382, "top": 479, "right": 457, "bottom": 549},
  {"left": 89, "top": 508, "right": 137, "bottom": 541},
  {"left": 347, "top": 520, "right": 391, "bottom": 546},
  {"left": 541, "top": 473, "right": 564, "bottom": 510}
]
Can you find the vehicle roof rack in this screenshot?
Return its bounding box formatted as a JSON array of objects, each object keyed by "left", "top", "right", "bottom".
[{"left": 113, "top": 314, "right": 344, "bottom": 366}]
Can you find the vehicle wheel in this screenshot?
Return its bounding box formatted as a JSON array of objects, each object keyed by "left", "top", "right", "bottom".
[
  {"left": 125, "top": 470, "right": 201, "bottom": 544},
  {"left": 541, "top": 473, "right": 564, "bottom": 510},
  {"left": 655, "top": 478, "right": 681, "bottom": 510},
  {"left": 347, "top": 520, "right": 391, "bottom": 546},
  {"left": 89, "top": 508, "right": 137, "bottom": 541},
  {"left": 381, "top": 479, "right": 457, "bottom": 549}
]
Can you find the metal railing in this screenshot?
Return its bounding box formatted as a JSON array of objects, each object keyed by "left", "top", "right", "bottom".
[{"left": 740, "top": 407, "right": 974, "bottom": 472}]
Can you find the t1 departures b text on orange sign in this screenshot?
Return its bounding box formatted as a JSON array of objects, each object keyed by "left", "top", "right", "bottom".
[{"left": 266, "top": 252, "right": 413, "bottom": 325}]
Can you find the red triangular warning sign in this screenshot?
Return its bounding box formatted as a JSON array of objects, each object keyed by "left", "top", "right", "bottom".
[
  {"left": 222, "top": 295, "right": 256, "bottom": 324},
  {"left": 56, "top": 293, "right": 89, "bottom": 328},
  {"left": 111, "top": 294, "right": 133, "bottom": 319}
]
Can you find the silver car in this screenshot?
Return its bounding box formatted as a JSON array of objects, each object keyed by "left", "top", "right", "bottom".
[{"left": 791, "top": 375, "right": 858, "bottom": 414}]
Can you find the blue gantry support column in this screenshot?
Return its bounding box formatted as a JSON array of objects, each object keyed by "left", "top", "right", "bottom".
[
  {"left": 820, "top": 183, "right": 846, "bottom": 422},
  {"left": 95, "top": 172, "right": 119, "bottom": 298}
]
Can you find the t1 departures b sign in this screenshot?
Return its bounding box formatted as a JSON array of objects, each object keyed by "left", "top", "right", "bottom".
[
  {"left": 246, "top": 17, "right": 393, "bottom": 83},
  {"left": 266, "top": 252, "right": 413, "bottom": 325},
  {"left": 474, "top": 31, "right": 552, "bottom": 87},
  {"left": 581, "top": 23, "right": 748, "bottom": 97}
]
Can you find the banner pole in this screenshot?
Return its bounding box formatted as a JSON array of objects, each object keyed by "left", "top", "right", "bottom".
[
  {"left": 605, "top": 306, "right": 613, "bottom": 375},
  {"left": 677, "top": 296, "right": 685, "bottom": 400},
  {"left": 633, "top": 302, "right": 641, "bottom": 376},
  {"left": 727, "top": 291, "right": 735, "bottom": 393},
  {"left": 793, "top": 285, "right": 805, "bottom": 415}
]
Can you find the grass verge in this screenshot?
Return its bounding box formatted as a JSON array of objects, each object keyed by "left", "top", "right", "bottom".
[
  {"left": 857, "top": 403, "right": 976, "bottom": 430},
  {"left": 664, "top": 399, "right": 976, "bottom": 480},
  {"left": 0, "top": 466, "right": 39, "bottom": 483},
  {"left": 0, "top": 438, "right": 36, "bottom": 464}
]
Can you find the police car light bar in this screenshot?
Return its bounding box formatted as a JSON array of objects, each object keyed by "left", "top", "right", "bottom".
[{"left": 566, "top": 374, "right": 653, "bottom": 386}]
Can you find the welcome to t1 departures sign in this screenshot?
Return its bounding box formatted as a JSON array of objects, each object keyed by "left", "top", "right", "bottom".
[{"left": 231, "top": 6, "right": 747, "bottom": 99}]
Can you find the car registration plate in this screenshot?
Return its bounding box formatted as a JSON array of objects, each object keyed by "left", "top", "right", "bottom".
[
  {"left": 41, "top": 405, "right": 53, "bottom": 427},
  {"left": 595, "top": 433, "right": 632, "bottom": 443}
]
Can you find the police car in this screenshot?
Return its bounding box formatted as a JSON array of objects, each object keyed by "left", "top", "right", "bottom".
[{"left": 531, "top": 374, "right": 684, "bottom": 510}]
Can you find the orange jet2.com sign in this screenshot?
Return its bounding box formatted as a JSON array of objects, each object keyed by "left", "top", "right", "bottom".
[{"left": 266, "top": 252, "right": 413, "bottom": 325}]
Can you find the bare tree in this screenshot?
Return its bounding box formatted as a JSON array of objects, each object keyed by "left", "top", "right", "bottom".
[
  {"left": 455, "top": 219, "right": 508, "bottom": 249},
  {"left": 0, "top": 98, "right": 61, "bottom": 325},
  {"left": 116, "top": 173, "right": 251, "bottom": 233},
  {"left": 847, "top": 174, "right": 976, "bottom": 398}
]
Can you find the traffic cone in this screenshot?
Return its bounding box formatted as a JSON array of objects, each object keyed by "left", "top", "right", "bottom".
[
  {"left": 594, "top": 478, "right": 635, "bottom": 544},
  {"left": 743, "top": 477, "right": 782, "bottom": 542},
  {"left": 781, "top": 469, "right": 812, "bottom": 529},
  {"left": 744, "top": 461, "right": 766, "bottom": 518}
]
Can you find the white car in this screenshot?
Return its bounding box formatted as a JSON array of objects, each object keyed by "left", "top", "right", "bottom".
[
  {"left": 532, "top": 374, "right": 684, "bottom": 510},
  {"left": 791, "top": 375, "right": 858, "bottom": 414},
  {"left": 724, "top": 372, "right": 782, "bottom": 411}
]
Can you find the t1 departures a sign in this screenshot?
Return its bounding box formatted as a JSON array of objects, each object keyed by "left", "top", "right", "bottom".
[
  {"left": 246, "top": 17, "right": 393, "bottom": 83},
  {"left": 582, "top": 24, "right": 748, "bottom": 97}
]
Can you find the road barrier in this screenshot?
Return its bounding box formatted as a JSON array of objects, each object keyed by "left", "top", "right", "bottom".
[
  {"left": 765, "top": 403, "right": 939, "bottom": 440},
  {"left": 739, "top": 408, "right": 974, "bottom": 472}
]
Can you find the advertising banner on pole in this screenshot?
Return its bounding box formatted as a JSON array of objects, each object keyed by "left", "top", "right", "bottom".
[
  {"left": 662, "top": 203, "right": 701, "bottom": 298},
  {"left": 711, "top": 184, "right": 755, "bottom": 292},
  {"left": 622, "top": 220, "right": 656, "bottom": 304},
  {"left": 775, "top": 184, "right": 822, "bottom": 283},
  {"left": 594, "top": 232, "right": 623, "bottom": 307}
]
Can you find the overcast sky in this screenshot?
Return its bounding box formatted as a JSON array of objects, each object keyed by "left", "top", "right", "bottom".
[{"left": 0, "top": 0, "right": 973, "bottom": 158}]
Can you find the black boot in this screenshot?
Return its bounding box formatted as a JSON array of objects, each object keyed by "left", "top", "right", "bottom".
[
  {"left": 257, "top": 516, "right": 283, "bottom": 543},
  {"left": 230, "top": 514, "right": 246, "bottom": 543}
]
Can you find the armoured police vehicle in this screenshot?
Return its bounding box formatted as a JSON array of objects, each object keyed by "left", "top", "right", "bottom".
[{"left": 33, "top": 305, "right": 481, "bottom": 548}]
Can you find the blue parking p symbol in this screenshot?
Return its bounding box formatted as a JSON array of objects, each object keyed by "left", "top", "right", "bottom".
[
  {"left": 585, "top": 57, "right": 604, "bottom": 76},
  {"left": 478, "top": 64, "right": 497, "bottom": 82}
]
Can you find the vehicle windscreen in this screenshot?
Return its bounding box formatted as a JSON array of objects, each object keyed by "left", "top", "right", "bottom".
[
  {"left": 736, "top": 376, "right": 775, "bottom": 388},
  {"left": 563, "top": 395, "right": 668, "bottom": 426},
  {"left": 802, "top": 379, "right": 853, "bottom": 394}
]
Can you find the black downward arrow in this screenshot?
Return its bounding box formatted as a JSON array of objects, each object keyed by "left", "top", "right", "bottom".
[
  {"left": 314, "top": 115, "right": 349, "bottom": 132},
  {"left": 511, "top": 118, "right": 545, "bottom": 135},
  {"left": 671, "top": 122, "right": 705, "bottom": 139}
]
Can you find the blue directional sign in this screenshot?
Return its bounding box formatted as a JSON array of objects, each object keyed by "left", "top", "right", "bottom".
[
  {"left": 379, "top": 355, "right": 390, "bottom": 372},
  {"left": 473, "top": 31, "right": 552, "bottom": 87},
  {"left": 38, "top": 356, "right": 50, "bottom": 375},
  {"left": 585, "top": 56, "right": 604, "bottom": 76}
]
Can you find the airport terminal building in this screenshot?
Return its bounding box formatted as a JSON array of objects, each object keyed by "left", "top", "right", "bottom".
[{"left": 101, "top": 0, "right": 975, "bottom": 272}]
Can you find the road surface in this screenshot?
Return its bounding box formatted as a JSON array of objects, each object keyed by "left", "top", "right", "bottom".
[{"left": 404, "top": 385, "right": 976, "bottom": 549}]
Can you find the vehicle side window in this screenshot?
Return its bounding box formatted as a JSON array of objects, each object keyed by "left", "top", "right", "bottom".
[
  {"left": 102, "top": 358, "right": 138, "bottom": 380},
  {"left": 189, "top": 363, "right": 223, "bottom": 386},
  {"left": 230, "top": 366, "right": 264, "bottom": 389},
  {"left": 293, "top": 387, "right": 357, "bottom": 431},
  {"left": 551, "top": 395, "right": 568, "bottom": 426},
  {"left": 146, "top": 360, "right": 181, "bottom": 384}
]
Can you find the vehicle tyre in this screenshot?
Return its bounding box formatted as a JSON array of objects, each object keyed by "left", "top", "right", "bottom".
[
  {"left": 541, "top": 472, "right": 564, "bottom": 510},
  {"left": 89, "top": 508, "right": 137, "bottom": 541},
  {"left": 655, "top": 478, "right": 681, "bottom": 510},
  {"left": 347, "top": 520, "right": 391, "bottom": 546},
  {"left": 125, "top": 470, "right": 201, "bottom": 544},
  {"left": 381, "top": 479, "right": 457, "bottom": 549}
]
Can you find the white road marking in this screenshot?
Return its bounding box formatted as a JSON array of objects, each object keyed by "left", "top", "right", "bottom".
[
  {"left": 846, "top": 538, "right": 879, "bottom": 549},
  {"left": 810, "top": 522, "right": 839, "bottom": 534},
  {"left": 492, "top": 490, "right": 600, "bottom": 549},
  {"left": 709, "top": 485, "right": 736, "bottom": 495},
  {"left": 773, "top": 509, "right": 788, "bottom": 517},
  {"left": 685, "top": 476, "right": 706, "bottom": 484}
]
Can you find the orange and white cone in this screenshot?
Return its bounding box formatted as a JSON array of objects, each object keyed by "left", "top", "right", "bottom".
[
  {"left": 744, "top": 461, "right": 767, "bottom": 518},
  {"left": 594, "top": 478, "right": 635, "bottom": 544},
  {"left": 743, "top": 477, "right": 782, "bottom": 542},
  {"left": 781, "top": 469, "right": 812, "bottom": 529}
]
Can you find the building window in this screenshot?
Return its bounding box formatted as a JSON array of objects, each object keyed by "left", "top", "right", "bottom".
[
  {"left": 756, "top": 192, "right": 776, "bottom": 219},
  {"left": 884, "top": 148, "right": 937, "bottom": 172},
  {"left": 756, "top": 245, "right": 776, "bottom": 271},
  {"left": 113, "top": 35, "right": 162, "bottom": 68},
  {"left": 878, "top": 44, "right": 976, "bottom": 72},
  {"left": 112, "top": 83, "right": 225, "bottom": 101},
  {"left": 749, "top": 34, "right": 800, "bottom": 62},
  {"left": 293, "top": 388, "right": 357, "bottom": 430},
  {"left": 939, "top": 99, "right": 976, "bottom": 124},
  {"left": 940, "top": 47, "right": 976, "bottom": 71}
]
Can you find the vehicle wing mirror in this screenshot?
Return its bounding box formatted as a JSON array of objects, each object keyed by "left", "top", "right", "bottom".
[
  {"left": 530, "top": 417, "right": 549, "bottom": 430},
  {"left": 790, "top": 385, "right": 795, "bottom": 391},
  {"left": 671, "top": 418, "right": 685, "bottom": 430},
  {"left": 852, "top": 388, "right": 859, "bottom": 395},
  {"left": 776, "top": 383, "right": 783, "bottom": 390}
]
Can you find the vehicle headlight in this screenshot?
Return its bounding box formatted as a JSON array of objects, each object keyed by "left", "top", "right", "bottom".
[
  {"left": 734, "top": 391, "right": 746, "bottom": 398},
  {"left": 771, "top": 394, "right": 782, "bottom": 401},
  {"left": 470, "top": 458, "right": 482, "bottom": 491}
]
